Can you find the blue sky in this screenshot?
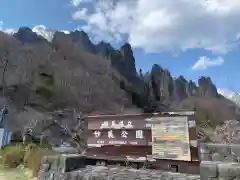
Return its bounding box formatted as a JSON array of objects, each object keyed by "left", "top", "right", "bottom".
[{"left": 0, "top": 0, "right": 240, "bottom": 96}]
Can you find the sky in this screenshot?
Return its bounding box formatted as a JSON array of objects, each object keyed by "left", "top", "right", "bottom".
[{"left": 0, "top": 0, "right": 240, "bottom": 98}]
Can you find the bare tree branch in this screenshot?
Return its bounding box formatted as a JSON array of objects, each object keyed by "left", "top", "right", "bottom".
[
  {"left": 215, "top": 120, "right": 240, "bottom": 144},
  {"left": 0, "top": 51, "right": 16, "bottom": 97},
  {"left": 51, "top": 109, "right": 86, "bottom": 154},
  {"left": 0, "top": 51, "right": 9, "bottom": 96}
]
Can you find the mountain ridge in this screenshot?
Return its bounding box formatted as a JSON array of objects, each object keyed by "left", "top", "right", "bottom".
[
  {"left": 5, "top": 26, "right": 235, "bottom": 100},
  {"left": 226, "top": 92, "right": 240, "bottom": 107},
  {"left": 0, "top": 27, "right": 239, "bottom": 133}
]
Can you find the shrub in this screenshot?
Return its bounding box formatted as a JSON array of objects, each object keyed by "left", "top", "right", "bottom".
[
  {"left": 0, "top": 144, "right": 25, "bottom": 168},
  {"left": 35, "top": 69, "right": 54, "bottom": 99},
  {"left": 36, "top": 85, "right": 53, "bottom": 99}
]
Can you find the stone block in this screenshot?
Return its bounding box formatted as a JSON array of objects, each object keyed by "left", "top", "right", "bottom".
[
  {"left": 200, "top": 161, "right": 218, "bottom": 179},
  {"left": 207, "top": 144, "right": 231, "bottom": 157},
  {"left": 211, "top": 153, "right": 224, "bottom": 161},
  {"left": 230, "top": 144, "right": 240, "bottom": 157},
  {"left": 61, "top": 154, "right": 86, "bottom": 172},
  {"left": 38, "top": 153, "right": 86, "bottom": 180},
  {"left": 200, "top": 153, "right": 212, "bottom": 161},
  {"left": 49, "top": 155, "right": 60, "bottom": 171},
  {"left": 224, "top": 155, "right": 238, "bottom": 163},
  {"left": 200, "top": 161, "right": 218, "bottom": 180},
  {"left": 199, "top": 143, "right": 211, "bottom": 154},
  {"left": 217, "top": 163, "right": 240, "bottom": 180}
]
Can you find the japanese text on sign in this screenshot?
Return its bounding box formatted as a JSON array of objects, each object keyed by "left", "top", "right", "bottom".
[
  {"left": 93, "top": 130, "right": 144, "bottom": 139},
  {"left": 100, "top": 120, "right": 133, "bottom": 129},
  {"left": 95, "top": 140, "right": 140, "bottom": 145}
]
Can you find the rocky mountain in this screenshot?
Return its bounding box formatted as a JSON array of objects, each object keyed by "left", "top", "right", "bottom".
[
  {"left": 62, "top": 30, "right": 240, "bottom": 122},
  {"left": 221, "top": 92, "right": 240, "bottom": 107},
  {"left": 0, "top": 27, "right": 239, "bottom": 137},
  {"left": 231, "top": 93, "right": 240, "bottom": 107}
]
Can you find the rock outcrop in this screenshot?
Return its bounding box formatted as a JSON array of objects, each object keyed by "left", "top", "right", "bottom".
[
  {"left": 13, "top": 27, "right": 48, "bottom": 44},
  {"left": 51, "top": 29, "right": 222, "bottom": 110},
  {"left": 198, "top": 77, "right": 218, "bottom": 97},
  {"left": 142, "top": 64, "right": 220, "bottom": 108}
]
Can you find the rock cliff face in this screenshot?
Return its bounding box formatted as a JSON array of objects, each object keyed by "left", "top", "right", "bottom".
[
  {"left": 60, "top": 30, "right": 220, "bottom": 107},
  {"left": 231, "top": 93, "right": 240, "bottom": 107},
  {"left": 0, "top": 27, "right": 239, "bottom": 131},
  {"left": 198, "top": 77, "right": 218, "bottom": 97},
  {"left": 68, "top": 32, "right": 239, "bottom": 122},
  {"left": 13, "top": 27, "right": 48, "bottom": 44},
  {"left": 0, "top": 29, "right": 137, "bottom": 115},
  {"left": 139, "top": 64, "right": 218, "bottom": 107},
  {"left": 62, "top": 31, "right": 219, "bottom": 105}
]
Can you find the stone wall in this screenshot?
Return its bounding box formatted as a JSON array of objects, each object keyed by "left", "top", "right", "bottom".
[
  {"left": 37, "top": 154, "right": 200, "bottom": 180},
  {"left": 199, "top": 143, "right": 240, "bottom": 162},
  {"left": 38, "top": 154, "right": 86, "bottom": 180},
  {"left": 199, "top": 143, "right": 240, "bottom": 179},
  {"left": 63, "top": 166, "right": 200, "bottom": 180},
  {"left": 38, "top": 143, "right": 240, "bottom": 180},
  {"left": 200, "top": 161, "right": 240, "bottom": 180}
]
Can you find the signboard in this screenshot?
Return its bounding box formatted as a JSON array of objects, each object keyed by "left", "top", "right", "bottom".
[
  {"left": 151, "top": 116, "right": 191, "bottom": 161},
  {"left": 87, "top": 129, "right": 150, "bottom": 146}
]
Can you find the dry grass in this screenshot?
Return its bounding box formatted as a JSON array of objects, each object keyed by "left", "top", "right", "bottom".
[
  {"left": 0, "top": 144, "right": 25, "bottom": 168},
  {"left": 0, "top": 143, "right": 55, "bottom": 177},
  {"left": 0, "top": 165, "right": 29, "bottom": 180},
  {"left": 23, "top": 144, "right": 55, "bottom": 177}
]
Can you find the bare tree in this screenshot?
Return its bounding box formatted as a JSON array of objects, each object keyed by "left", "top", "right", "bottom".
[
  {"left": 0, "top": 50, "right": 16, "bottom": 97},
  {"left": 214, "top": 120, "right": 240, "bottom": 144},
  {"left": 0, "top": 51, "right": 10, "bottom": 96},
  {"left": 53, "top": 108, "right": 86, "bottom": 154}
]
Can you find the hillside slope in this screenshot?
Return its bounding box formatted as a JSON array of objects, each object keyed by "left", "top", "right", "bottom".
[{"left": 0, "top": 29, "right": 140, "bottom": 115}]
